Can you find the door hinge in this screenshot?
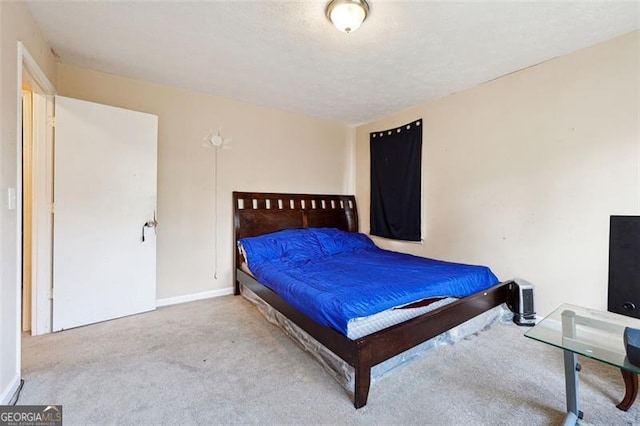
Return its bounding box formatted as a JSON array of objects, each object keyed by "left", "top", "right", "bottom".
[
  {"left": 50, "top": 203, "right": 55, "bottom": 214},
  {"left": 48, "top": 116, "right": 55, "bottom": 128},
  {"left": 47, "top": 288, "right": 54, "bottom": 300}
]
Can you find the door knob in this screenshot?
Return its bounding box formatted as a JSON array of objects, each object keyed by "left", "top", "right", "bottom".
[{"left": 141, "top": 211, "right": 158, "bottom": 242}]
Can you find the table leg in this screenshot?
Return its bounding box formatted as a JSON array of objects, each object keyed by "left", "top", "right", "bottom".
[
  {"left": 563, "top": 350, "right": 580, "bottom": 425},
  {"left": 616, "top": 369, "right": 638, "bottom": 411}
]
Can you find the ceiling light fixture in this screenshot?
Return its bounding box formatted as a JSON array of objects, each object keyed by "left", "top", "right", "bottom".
[{"left": 326, "top": 0, "right": 370, "bottom": 34}]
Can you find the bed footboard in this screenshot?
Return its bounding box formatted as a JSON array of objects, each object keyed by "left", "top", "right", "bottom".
[
  {"left": 238, "top": 268, "right": 510, "bottom": 408},
  {"left": 352, "top": 281, "right": 510, "bottom": 408}
]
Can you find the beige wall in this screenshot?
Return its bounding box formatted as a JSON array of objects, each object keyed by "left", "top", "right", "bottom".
[
  {"left": 57, "top": 63, "right": 353, "bottom": 301},
  {"left": 356, "top": 31, "right": 640, "bottom": 317},
  {"left": 0, "top": 1, "right": 57, "bottom": 403}
]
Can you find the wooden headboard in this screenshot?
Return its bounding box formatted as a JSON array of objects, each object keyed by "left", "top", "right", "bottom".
[
  {"left": 232, "top": 191, "right": 358, "bottom": 293},
  {"left": 233, "top": 192, "right": 358, "bottom": 239}
]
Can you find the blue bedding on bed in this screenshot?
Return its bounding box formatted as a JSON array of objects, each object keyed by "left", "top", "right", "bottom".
[{"left": 240, "top": 228, "right": 499, "bottom": 336}]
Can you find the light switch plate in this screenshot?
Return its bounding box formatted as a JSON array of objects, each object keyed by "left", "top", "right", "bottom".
[{"left": 8, "top": 187, "right": 16, "bottom": 210}]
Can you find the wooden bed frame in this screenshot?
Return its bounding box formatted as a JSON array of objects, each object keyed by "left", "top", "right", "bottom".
[{"left": 233, "top": 191, "right": 510, "bottom": 408}]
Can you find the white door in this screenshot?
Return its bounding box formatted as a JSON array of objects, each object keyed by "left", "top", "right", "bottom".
[{"left": 52, "top": 96, "right": 157, "bottom": 331}]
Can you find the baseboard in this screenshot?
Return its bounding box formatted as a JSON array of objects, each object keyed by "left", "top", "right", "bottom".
[
  {"left": 0, "top": 374, "right": 20, "bottom": 405},
  {"left": 156, "top": 288, "right": 233, "bottom": 307}
]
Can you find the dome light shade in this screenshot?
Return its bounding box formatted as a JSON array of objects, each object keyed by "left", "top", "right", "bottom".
[{"left": 326, "top": 0, "right": 369, "bottom": 34}]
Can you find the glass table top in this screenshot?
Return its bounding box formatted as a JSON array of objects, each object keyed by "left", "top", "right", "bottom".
[{"left": 525, "top": 303, "right": 640, "bottom": 374}]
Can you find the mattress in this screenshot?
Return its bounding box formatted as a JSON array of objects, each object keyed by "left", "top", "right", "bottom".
[
  {"left": 346, "top": 296, "right": 457, "bottom": 339},
  {"left": 239, "top": 258, "right": 457, "bottom": 339},
  {"left": 240, "top": 227, "right": 500, "bottom": 336}
]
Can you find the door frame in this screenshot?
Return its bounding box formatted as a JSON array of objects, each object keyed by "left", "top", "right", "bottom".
[
  {"left": 16, "top": 41, "right": 56, "bottom": 377},
  {"left": 21, "top": 88, "right": 33, "bottom": 333},
  {"left": 29, "top": 91, "right": 55, "bottom": 335}
]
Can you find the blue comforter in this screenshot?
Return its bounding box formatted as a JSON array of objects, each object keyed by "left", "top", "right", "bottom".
[{"left": 240, "top": 228, "right": 499, "bottom": 336}]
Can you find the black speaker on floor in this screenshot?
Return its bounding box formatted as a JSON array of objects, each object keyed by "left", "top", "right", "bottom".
[{"left": 608, "top": 216, "right": 640, "bottom": 318}]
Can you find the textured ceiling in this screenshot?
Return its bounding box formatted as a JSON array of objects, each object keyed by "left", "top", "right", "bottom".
[{"left": 28, "top": 1, "right": 639, "bottom": 126}]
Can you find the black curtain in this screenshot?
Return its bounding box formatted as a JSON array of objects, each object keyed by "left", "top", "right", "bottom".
[{"left": 370, "top": 120, "right": 422, "bottom": 241}]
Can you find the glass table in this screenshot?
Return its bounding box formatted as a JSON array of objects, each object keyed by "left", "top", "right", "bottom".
[{"left": 525, "top": 304, "right": 640, "bottom": 425}]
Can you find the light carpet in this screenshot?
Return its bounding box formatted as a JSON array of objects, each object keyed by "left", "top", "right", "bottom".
[{"left": 19, "top": 296, "right": 640, "bottom": 425}]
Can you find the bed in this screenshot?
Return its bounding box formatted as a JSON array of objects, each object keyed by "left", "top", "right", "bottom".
[{"left": 233, "top": 191, "right": 511, "bottom": 408}]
